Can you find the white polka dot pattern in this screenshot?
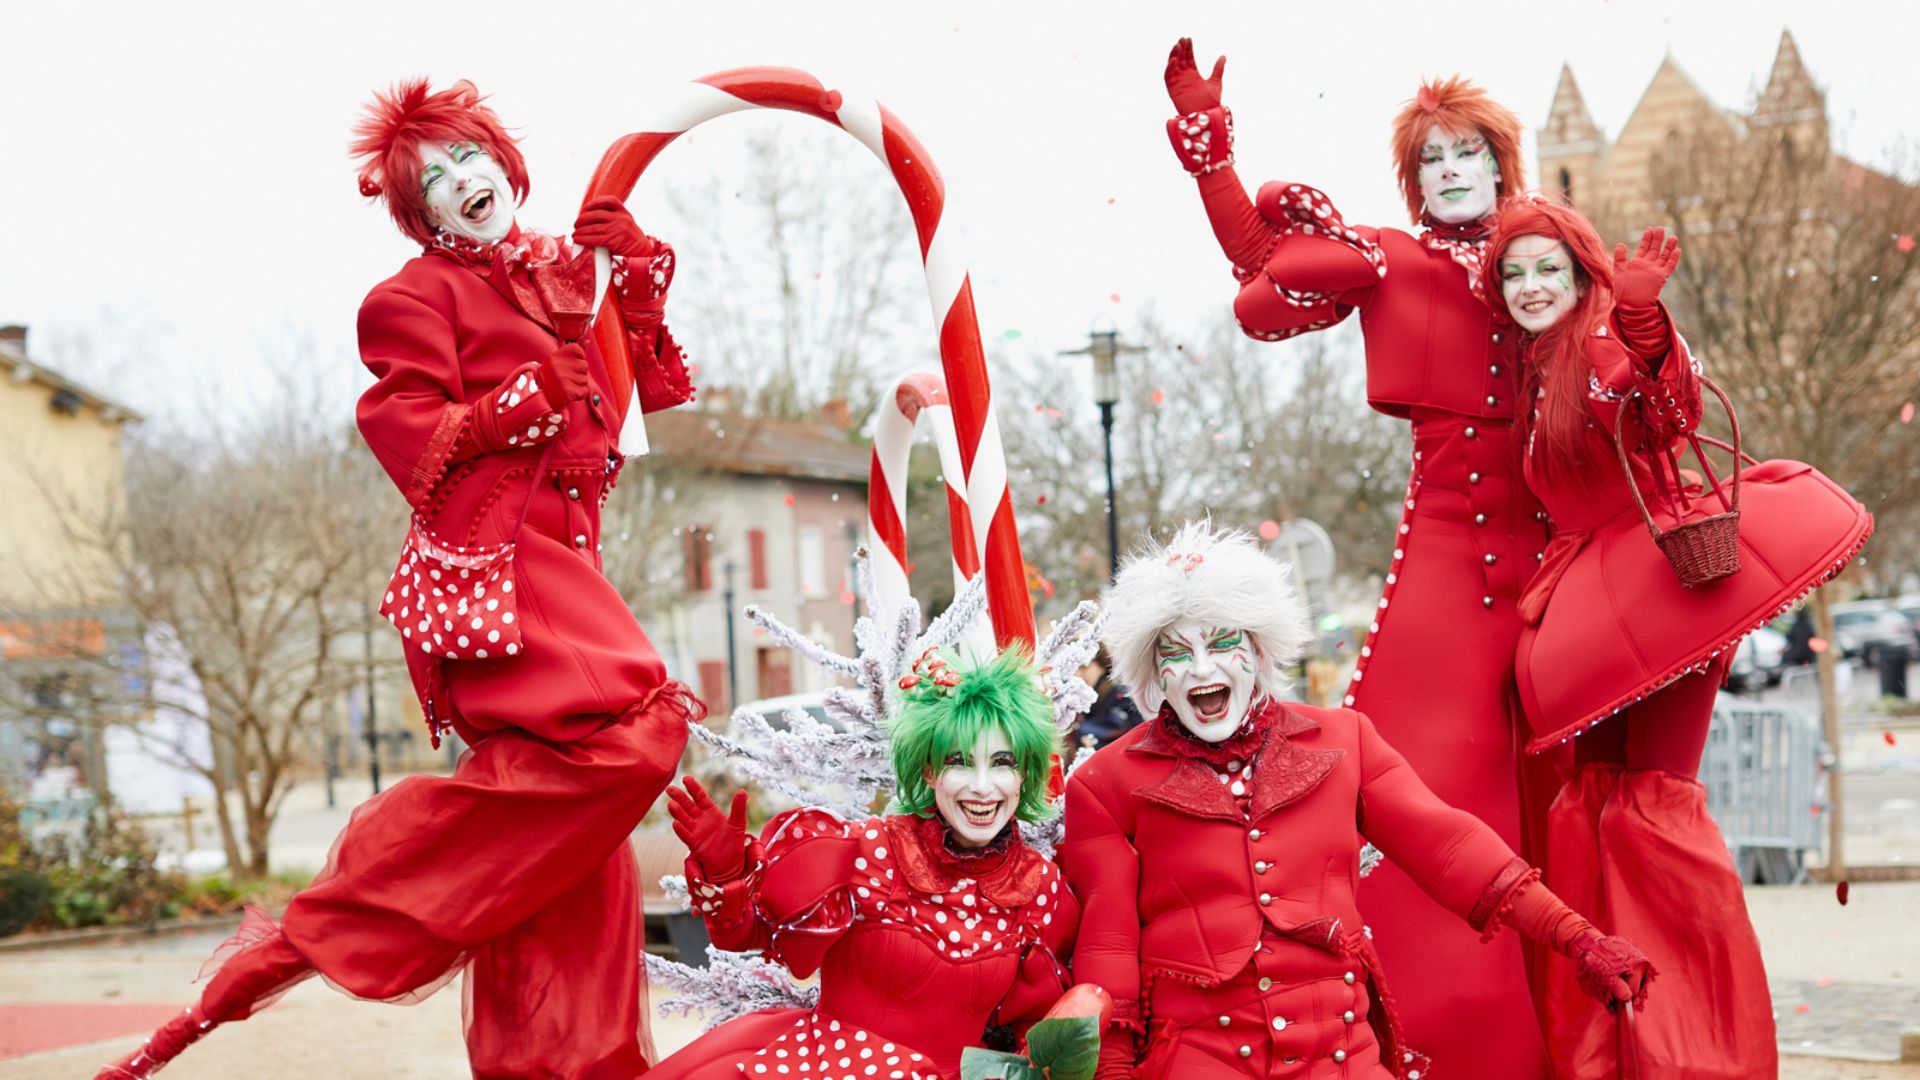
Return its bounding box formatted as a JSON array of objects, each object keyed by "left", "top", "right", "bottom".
[
  {"left": 380, "top": 523, "right": 526, "bottom": 667},
  {"left": 741, "top": 1018, "right": 935, "bottom": 1079}
]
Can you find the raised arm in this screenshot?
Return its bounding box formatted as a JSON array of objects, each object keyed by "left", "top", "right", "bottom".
[
  {"left": 575, "top": 197, "right": 696, "bottom": 413},
  {"left": 1606, "top": 228, "right": 1701, "bottom": 450}
]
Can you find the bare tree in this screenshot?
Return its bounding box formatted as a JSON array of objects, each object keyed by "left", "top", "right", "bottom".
[
  {"left": 659, "top": 123, "right": 934, "bottom": 420},
  {"left": 8, "top": 365, "right": 406, "bottom": 879},
  {"left": 1630, "top": 125, "right": 1920, "bottom": 876}
]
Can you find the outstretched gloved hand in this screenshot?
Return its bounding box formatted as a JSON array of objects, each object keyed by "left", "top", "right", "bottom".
[
  {"left": 1164, "top": 37, "right": 1226, "bottom": 114},
  {"left": 667, "top": 777, "right": 751, "bottom": 881},
  {"left": 1612, "top": 226, "right": 1681, "bottom": 308},
  {"left": 573, "top": 195, "right": 657, "bottom": 260}
]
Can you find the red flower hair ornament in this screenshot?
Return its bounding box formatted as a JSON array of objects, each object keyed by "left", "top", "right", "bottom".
[{"left": 350, "top": 78, "right": 530, "bottom": 247}]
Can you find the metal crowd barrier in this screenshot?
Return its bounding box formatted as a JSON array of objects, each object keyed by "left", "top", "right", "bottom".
[{"left": 1701, "top": 698, "right": 1827, "bottom": 884}]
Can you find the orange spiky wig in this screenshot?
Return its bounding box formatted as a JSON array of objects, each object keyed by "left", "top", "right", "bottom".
[
  {"left": 1389, "top": 76, "right": 1526, "bottom": 224},
  {"left": 350, "top": 79, "right": 530, "bottom": 247}
]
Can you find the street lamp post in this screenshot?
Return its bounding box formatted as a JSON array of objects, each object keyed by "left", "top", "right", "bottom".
[
  {"left": 722, "top": 557, "right": 739, "bottom": 714},
  {"left": 1061, "top": 317, "right": 1146, "bottom": 580}
]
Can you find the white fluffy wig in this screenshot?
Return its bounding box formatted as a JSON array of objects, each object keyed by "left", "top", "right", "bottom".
[{"left": 1103, "top": 520, "right": 1314, "bottom": 714}]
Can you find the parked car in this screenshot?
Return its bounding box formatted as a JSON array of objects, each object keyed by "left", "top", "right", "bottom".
[
  {"left": 1828, "top": 600, "right": 1920, "bottom": 664},
  {"left": 1895, "top": 595, "right": 1920, "bottom": 641},
  {"left": 1727, "top": 626, "right": 1789, "bottom": 693},
  {"left": 732, "top": 689, "right": 836, "bottom": 733}
]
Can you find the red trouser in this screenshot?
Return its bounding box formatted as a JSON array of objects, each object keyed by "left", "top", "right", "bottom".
[{"left": 1547, "top": 662, "right": 1777, "bottom": 1078}]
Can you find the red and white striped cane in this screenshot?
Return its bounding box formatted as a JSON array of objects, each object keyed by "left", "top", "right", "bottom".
[
  {"left": 867, "top": 370, "right": 993, "bottom": 651},
  {"left": 581, "top": 67, "right": 1034, "bottom": 648}
]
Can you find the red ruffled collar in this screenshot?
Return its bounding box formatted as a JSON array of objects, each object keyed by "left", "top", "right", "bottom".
[
  {"left": 884, "top": 813, "right": 1049, "bottom": 908},
  {"left": 1137, "top": 700, "right": 1273, "bottom": 767},
  {"left": 1418, "top": 211, "right": 1492, "bottom": 245},
  {"left": 426, "top": 224, "right": 569, "bottom": 274}
]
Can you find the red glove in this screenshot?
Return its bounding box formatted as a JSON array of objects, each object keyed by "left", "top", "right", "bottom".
[
  {"left": 1612, "top": 226, "right": 1681, "bottom": 308},
  {"left": 1164, "top": 38, "right": 1226, "bottom": 114},
  {"left": 573, "top": 195, "right": 656, "bottom": 260},
  {"left": 667, "top": 777, "right": 750, "bottom": 881},
  {"left": 1571, "top": 930, "right": 1656, "bottom": 1008},
  {"left": 536, "top": 343, "right": 590, "bottom": 410}
]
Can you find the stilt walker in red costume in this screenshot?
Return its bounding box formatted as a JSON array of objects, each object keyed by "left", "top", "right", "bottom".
[
  {"left": 1483, "top": 200, "right": 1872, "bottom": 1078},
  {"left": 97, "top": 80, "right": 704, "bottom": 1079},
  {"left": 1066, "top": 522, "right": 1652, "bottom": 1079},
  {"left": 1163, "top": 39, "right": 1558, "bottom": 1076}
]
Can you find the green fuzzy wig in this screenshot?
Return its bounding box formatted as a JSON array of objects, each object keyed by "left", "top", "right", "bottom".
[{"left": 889, "top": 647, "right": 1059, "bottom": 823}]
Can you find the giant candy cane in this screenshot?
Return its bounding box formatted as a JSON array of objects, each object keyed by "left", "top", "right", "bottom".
[{"left": 582, "top": 68, "right": 1035, "bottom": 647}]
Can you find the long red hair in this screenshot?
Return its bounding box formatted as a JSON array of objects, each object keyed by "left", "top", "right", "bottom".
[
  {"left": 350, "top": 79, "right": 529, "bottom": 247},
  {"left": 1390, "top": 76, "right": 1526, "bottom": 225},
  {"left": 1480, "top": 198, "right": 1616, "bottom": 475}
]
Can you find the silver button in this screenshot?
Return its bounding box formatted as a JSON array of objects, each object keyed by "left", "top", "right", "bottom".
[
  {"left": 1344, "top": 971, "right": 1356, "bottom": 985},
  {"left": 1238, "top": 1045, "right": 1253, "bottom": 1059},
  {"left": 1254, "top": 861, "right": 1270, "bottom": 873},
  {"left": 590, "top": 392, "right": 601, "bottom": 407},
  {"left": 1491, "top": 332, "right": 1503, "bottom": 343},
  {"left": 1474, "top": 513, "right": 1487, "bottom": 525},
  {"left": 1482, "top": 595, "right": 1494, "bottom": 609},
  {"left": 1535, "top": 510, "right": 1549, "bottom": 522},
  {"left": 1468, "top": 472, "right": 1482, "bottom": 484},
  {"left": 1218, "top": 1015, "right": 1231, "bottom": 1028},
  {"left": 1486, "top": 394, "right": 1499, "bottom": 407},
  {"left": 567, "top": 487, "right": 580, "bottom": 500},
  {"left": 1258, "top": 976, "right": 1273, "bottom": 991},
  {"left": 1226, "top": 759, "right": 1243, "bottom": 771},
  {"left": 1260, "top": 892, "right": 1273, "bottom": 904},
  {"left": 1272, "top": 1016, "right": 1288, "bottom": 1031},
  {"left": 1483, "top": 553, "right": 1497, "bottom": 565},
  {"left": 1489, "top": 364, "right": 1502, "bottom": 376},
  {"left": 1334, "top": 1050, "right": 1348, "bottom": 1063},
  {"left": 1343, "top": 1010, "right": 1356, "bottom": 1024},
  {"left": 1464, "top": 425, "right": 1478, "bottom": 438},
  {"left": 596, "top": 542, "right": 603, "bottom": 553},
  {"left": 1536, "top": 551, "right": 1545, "bottom": 562},
  {"left": 1249, "top": 829, "right": 1263, "bottom": 841},
  {"left": 573, "top": 534, "right": 588, "bottom": 548}
]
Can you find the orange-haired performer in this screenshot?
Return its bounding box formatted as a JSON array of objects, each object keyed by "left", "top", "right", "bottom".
[
  {"left": 98, "top": 80, "right": 702, "bottom": 1078},
  {"left": 1162, "top": 40, "right": 1559, "bottom": 1077}
]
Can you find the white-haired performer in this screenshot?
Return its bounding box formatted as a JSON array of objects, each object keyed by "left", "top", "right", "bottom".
[{"left": 1063, "top": 522, "right": 1652, "bottom": 1079}]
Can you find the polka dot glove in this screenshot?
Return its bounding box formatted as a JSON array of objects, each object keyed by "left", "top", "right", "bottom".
[
  {"left": 470, "top": 360, "right": 566, "bottom": 453},
  {"left": 1167, "top": 106, "right": 1235, "bottom": 177}
]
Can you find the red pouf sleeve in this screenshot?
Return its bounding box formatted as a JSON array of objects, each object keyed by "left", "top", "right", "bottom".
[
  {"left": 684, "top": 808, "right": 868, "bottom": 979},
  {"left": 611, "top": 239, "right": 696, "bottom": 414},
  {"left": 1062, "top": 772, "right": 1145, "bottom": 1078},
  {"left": 1351, "top": 709, "right": 1531, "bottom": 925},
  {"left": 1600, "top": 306, "right": 1703, "bottom": 450},
  {"left": 357, "top": 274, "right": 567, "bottom": 508}
]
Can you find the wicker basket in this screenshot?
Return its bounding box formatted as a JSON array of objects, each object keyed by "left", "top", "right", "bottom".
[{"left": 1614, "top": 377, "right": 1742, "bottom": 588}]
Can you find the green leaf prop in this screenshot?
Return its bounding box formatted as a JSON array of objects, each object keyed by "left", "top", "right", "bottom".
[
  {"left": 1024, "top": 1014, "right": 1101, "bottom": 1080},
  {"left": 959, "top": 1047, "right": 1043, "bottom": 1080}
]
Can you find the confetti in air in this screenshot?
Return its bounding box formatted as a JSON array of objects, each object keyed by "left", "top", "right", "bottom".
[
  {"left": 1809, "top": 637, "right": 1829, "bottom": 654},
  {"left": 1886, "top": 731, "right": 1898, "bottom": 747},
  {"left": 1902, "top": 402, "right": 1914, "bottom": 424},
  {"left": 1835, "top": 880, "right": 1850, "bottom": 906},
  {"left": 1004, "top": 329, "right": 1023, "bottom": 341},
  {"left": 1150, "top": 388, "right": 1166, "bottom": 406},
  {"left": 1258, "top": 519, "right": 1282, "bottom": 541},
  {"left": 1898, "top": 235, "right": 1916, "bottom": 253}
]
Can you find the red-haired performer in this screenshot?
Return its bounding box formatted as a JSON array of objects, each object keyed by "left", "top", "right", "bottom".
[
  {"left": 1162, "top": 39, "right": 1555, "bottom": 1076},
  {"left": 1482, "top": 200, "right": 1870, "bottom": 1077},
  {"left": 1067, "top": 522, "right": 1652, "bottom": 1079},
  {"left": 97, "top": 80, "right": 703, "bottom": 1079}
]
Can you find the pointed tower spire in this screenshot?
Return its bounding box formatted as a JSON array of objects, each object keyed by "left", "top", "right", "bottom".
[
  {"left": 1540, "top": 64, "right": 1602, "bottom": 155},
  {"left": 1753, "top": 30, "right": 1825, "bottom": 129}
]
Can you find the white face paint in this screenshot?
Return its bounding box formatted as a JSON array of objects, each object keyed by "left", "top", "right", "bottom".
[
  {"left": 418, "top": 140, "right": 513, "bottom": 245},
  {"left": 1498, "top": 234, "right": 1584, "bottom": 334},
  {"left": 1155, "top": 623, "right": 1260, "bottom": 743},
  {"left": 927, "top": 727, "right": 1022, "bottom": 848},
  {"left": 1417, "top": 124, "right": 1500, "bottom": 225}
]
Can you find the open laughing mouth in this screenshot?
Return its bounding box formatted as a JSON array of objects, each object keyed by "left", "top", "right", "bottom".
[
  {"left": 1519, "top": 297, "right": 1556, "bottom": 314},
  {"left": 1187, "top": 684, "right": 1231, "bottom": 721},
  {"left": 957, "top": 799, "right": 1003, "bottom": 827},
  {"left": 461, "top": 189, "right": 496, "bottom": 224}
]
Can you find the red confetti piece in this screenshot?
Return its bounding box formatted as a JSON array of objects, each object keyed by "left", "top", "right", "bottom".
[
  {"left": 1886, "top": 731, "right": 1898, "bottom": 746},
  {"left": 1836, "top": 880, "right": 1850, "bottom": 905},
  {"left": 1036, "top": 494, "right": 1049, "bottom": 505},
  {"left": 1107, "top": 197, "right": 1117, "bottom": 205},
  {"left": 1816, "top": 976, "right": 1836, "bottom": 987},
  {"left": 783, "top": 494, "right": 795, "bottom": 506},
  {"left": 1150, "top": 388, "right": 1166, "bottom": 406},
  {"left": 1794, "top": 1003, "right": 1813, "bottom": 1013},
  {"left": 1109, "top": 293, "right": 1122, "bottom": 303},
  {"left": 1899, "top": 235, "right": 1916, "bottom": 253},
  {"left": 1902, "top": 402, "right": 1915, "bottom": 424},
  {"left": 1258, "top": 519, "right": 1282, "bottom": 541},
  {"left": 1809, "top": 637, "right": 1829, "bottom": 653},
  {"left": 839, "top": 589, "right": 856, "bottom": 605}
]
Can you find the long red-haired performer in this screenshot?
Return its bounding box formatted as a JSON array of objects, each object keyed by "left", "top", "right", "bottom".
[
  {"left": 1163, "top": 39, "right": 1559, "bottom": 1076},
  {"left": 98, "top": 80, "right": 704, "bottom": 1079},
  {"left": 1482, "top": 198, "right": 1872, "bottom": 1077}
]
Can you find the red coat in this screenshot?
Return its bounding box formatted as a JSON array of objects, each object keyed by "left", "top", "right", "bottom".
[
  {"left": 1187, "top": 166, "right": 1552, "bottom": 1076},
  {"left": 357, "top": 239, "right": 694, "bottom": 744},
  {"left": 1515, "top": 318, "right": 1873, "bottom": 750},
  {"left": 1063, "top": 703, "right": 1531, "bottom": 1079},
  {"left": 650, "top": 810, "right": 1078, "bottom": 1079}
]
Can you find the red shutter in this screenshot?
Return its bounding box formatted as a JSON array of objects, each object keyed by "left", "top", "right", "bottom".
[
  {"left": 683, "top": 525, "right": 713, "bottom": 592},
  {"left": 748, "top": 529, "right": 768, "bottom": 590},
  {"left": 697, "top": 660, "right": 728, "bottom": 714}
]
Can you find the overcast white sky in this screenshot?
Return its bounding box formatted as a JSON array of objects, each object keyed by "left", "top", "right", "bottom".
[{"left": 2, "top": 1, "right": 1915, "bottom": 425}]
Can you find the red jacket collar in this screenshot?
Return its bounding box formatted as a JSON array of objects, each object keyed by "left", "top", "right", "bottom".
[
  {"left": 1128, "top": 701, "right": 1344, "bottom": 823},
  {"left": 883, "top": 813, "right": 1049, "bottom": 908}
]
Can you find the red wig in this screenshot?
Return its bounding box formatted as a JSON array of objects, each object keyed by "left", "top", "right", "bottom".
[
  {"left": 1389, "top": 76, "right": 1526, "bottom": 225},
  {"left": 1480, "top": 197, "right": 1616, "bottom": 476},
  {"left": 350, "top": 79, "right": 530, "bottom": 247}
]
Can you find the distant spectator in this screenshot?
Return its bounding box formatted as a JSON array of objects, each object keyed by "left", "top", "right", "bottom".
[
  {"left": 1074, "top": 648, "right": 1145, "bottom": 750},
  {"left": 1783, "top": 609, "right": 1817, "bottom": 667}
]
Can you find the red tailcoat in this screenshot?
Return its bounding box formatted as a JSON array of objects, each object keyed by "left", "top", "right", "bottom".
[
  {"left": 1186, "top": 165, "right": 1554, "bottom": 1075},
  {"left": 651, "top": 810, "right": 1077, "bottom": 1080},
  {"left": 1064, "top": 703, "right": 1534, "bottom": 1079}
]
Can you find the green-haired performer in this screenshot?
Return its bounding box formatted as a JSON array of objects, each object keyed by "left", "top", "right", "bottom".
[{"left": 651, "top": 649, "right": 1078, "bottom": 1080}]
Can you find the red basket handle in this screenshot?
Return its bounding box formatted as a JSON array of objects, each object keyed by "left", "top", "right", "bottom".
[{"left": 1613, "top": 375, "right": 1742, "bottom": 537}]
